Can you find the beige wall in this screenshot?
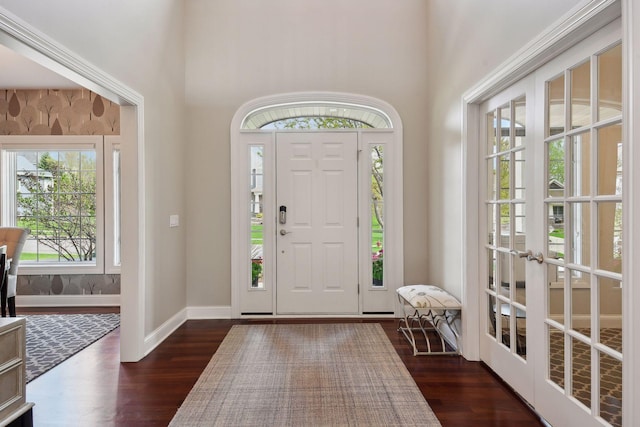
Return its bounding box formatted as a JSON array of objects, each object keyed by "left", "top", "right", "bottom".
[
  {"left": 184, "top": 0, "right": 586, "bottom": 306},
  {"left": 424, "top": 0, "right": 583, "bottom": 298},
  {"left": 0, "top": 0, "right": 590, "bottom": 322},
  {"left": 183, "top": 0, "right": 430, "bottom": 306},
  {"left": 0, "top": 0, "right": 187, "bottom": 334}
]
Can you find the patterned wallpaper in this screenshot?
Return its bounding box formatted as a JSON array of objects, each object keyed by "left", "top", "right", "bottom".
[
  {"left": 0, "top": 89, "right": 120, "bottom": 135},
  {"left": 17, "top": 274, "right": 120, "bottom": 295},
  {"left": 1, "top": 88, "right": 122, "bottom": 297}
]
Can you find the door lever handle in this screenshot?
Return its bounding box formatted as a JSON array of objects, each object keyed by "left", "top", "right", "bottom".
[
  {"left": 512, "top": 249, "right": 544, "bottom": 264},
  {"left": 279, "top": 229, "right": 291, "bottom": 236},
  {"left": 513, "top": 250, "right": 531, "bottom": 258}
]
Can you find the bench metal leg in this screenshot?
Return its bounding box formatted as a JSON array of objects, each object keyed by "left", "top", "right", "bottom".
[{"left": 397, "top": 295, "right": 461, "bottom": 356}]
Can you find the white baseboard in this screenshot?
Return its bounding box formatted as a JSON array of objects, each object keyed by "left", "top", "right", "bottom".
[
  {"left": 143, "top": 308, "right": 188, "bottom": 357},
  {"left": 16, "top": 294, "right": 120, "bottom": 307},
  {"left": 186, "top": 305, "right": 232, "bottom": 319},
  {"left": 142, "top": 306, "right": 232, "bottom": 356}
]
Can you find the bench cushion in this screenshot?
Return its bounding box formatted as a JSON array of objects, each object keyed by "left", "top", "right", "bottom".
[{"left": 397, "top": 284, "right": 461, "bottom": 310}]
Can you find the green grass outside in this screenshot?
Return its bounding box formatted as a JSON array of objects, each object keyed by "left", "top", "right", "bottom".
[
  {"left": 19, "top": 253, "right": 60, "bottom": 261},
  {"left": 549, "top": 229, "right": 565, "bottom": 238}
]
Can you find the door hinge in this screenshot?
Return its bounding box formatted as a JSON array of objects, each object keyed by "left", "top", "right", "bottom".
[
  {"left": 358, "top": 283, "right": 360, "bottom": 294},
  {"left": 357, "top": 217, "right": 359, "bottom": 227}
]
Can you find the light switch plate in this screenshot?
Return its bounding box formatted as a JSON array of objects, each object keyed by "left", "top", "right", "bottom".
[{"left": 169, "top": 214, "right": 179, "bottom": 227}]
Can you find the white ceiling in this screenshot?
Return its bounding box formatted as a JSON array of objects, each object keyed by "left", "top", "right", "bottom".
[{"left": 0, "top": 43, "right": 80, "bottom": 89}]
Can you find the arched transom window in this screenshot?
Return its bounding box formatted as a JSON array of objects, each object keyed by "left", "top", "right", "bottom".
[{"left": 241, "top": 101, "right": 393, "bottom": 129}]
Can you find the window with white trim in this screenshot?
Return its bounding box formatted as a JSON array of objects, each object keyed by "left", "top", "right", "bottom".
[{"left": 0, "top": 135, "right": 120, "bottom": 274}]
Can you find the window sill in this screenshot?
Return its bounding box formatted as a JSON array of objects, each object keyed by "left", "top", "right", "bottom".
[{"left": 19, "top": 264, "right": 104, "bottom": 276}]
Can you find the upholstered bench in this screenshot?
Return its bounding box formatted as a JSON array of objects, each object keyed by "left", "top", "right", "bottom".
[{"left": 396, "top": 284, "right": 461, "bottom": 355}]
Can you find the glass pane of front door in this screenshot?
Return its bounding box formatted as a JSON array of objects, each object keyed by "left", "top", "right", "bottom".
[{"left": 250, "top": 145, "right": 264, "bottom": 288}]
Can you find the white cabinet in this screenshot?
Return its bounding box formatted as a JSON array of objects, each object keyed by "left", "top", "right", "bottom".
[{"left": 0, "top": 318, "right": 33, "bottom": 427}]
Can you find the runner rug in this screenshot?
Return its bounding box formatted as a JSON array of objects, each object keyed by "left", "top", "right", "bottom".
[
  {"left": 24, "top": 313, "right": 120, "bottom": 383},
  {"left": 170, "top": 323, "right": 441, "bottom": 426}
]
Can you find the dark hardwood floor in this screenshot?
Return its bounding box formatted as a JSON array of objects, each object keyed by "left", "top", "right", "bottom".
[{"left": 22, "top": 308, "right": 544, "bottom": 426}]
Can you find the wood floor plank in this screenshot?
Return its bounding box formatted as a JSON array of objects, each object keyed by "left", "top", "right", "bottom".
[{"left": 23, "top": 311, "right": 544, "bottom": 426}]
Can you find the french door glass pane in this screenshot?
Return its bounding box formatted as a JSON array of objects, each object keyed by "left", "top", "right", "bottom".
[
  {"left": 548, "top": 202, "right": 565, "bottom": 258},
  {"left": 598, "top": 277, "right": 622, "bottom": 352},
  {"left": 501, "top": 104, "right": 511, "bottom": 146},
  {"left": 572, "top": 337, "right": 592, "bottom": 408},
  {"left": 516, "top": 315, "right": 527, "bottom": 359},
  {"left": 498, "top": 250, "right": 509, "bottom": 288},
  {"left": 571, "top": 60, "right": 591, "bottom": 129},
  {"left": 599, "top": 351, "right": 623, "bottom": 427},
  {"left": 597, "top": 202, "right": 622, "bottom": 273},
  {"left": 488, "top": 203, "right": 497, "bottom": 245},
  {"left": 549, "top": 326, "right": 565, "bottom": 389},
  {"left": 500, "top": 154, "right": 510, "bottom": 199},
  {"left": 598, "top": 44, "right": 622, "bottom": 121},
  {"left": 500, "top": 203, "right": 510, "bottom": 238},
  {"left": 547, "top": 139, "right": 565, "bottom": 195},
  {"left": 514, "top": 255, "right": 526, "bottom": 306},
  {"left": 514, "top": 150, "right": 525, "bottom": 199},
  {"left": 500, "top": 301, "right": 511, "bottom": 349},
  {"left": 488, "top": 249, "right": 496, "bottom": 291},
  {"left": 549, "top": 271, "right": 565, "bottom": 325},
  {"left": 488, "top": 111, "right": 497, "bottom": 154},
  {"left": 487, "top": 158, "right": 497, "bottom": 200},
  {"left": 514, "top": 97, "right": 526, "bottom": 147},
  {"left": 597, "top": 124, "right": 622, "bottom": 196},
  {"left": 514, "top": 202, "right": 525, "bottom": 235},
  {"left": 571, "top": 132, "right": 591, "bottom": 197},
  {"left": 570, "top": 202, "right": 591, "bottom": 267},
  {"left": 548, "top": 75, "right": 565, "bottom": 136},
  {"left": 570, "top": 269, "right": 590, "bottom": 337},
  {"left": 488, "top": 294, "right": 497, "bottom": 337}
]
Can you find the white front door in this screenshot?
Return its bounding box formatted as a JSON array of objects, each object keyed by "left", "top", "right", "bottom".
[
  {"left": 275, "top": 132, "right": 359, "bottom": 314},
  {"left": 479, "top": 19, "right": 623, "bottom": 427}
]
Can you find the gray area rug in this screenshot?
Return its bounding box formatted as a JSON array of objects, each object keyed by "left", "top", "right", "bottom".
[
  {"left": 23, "top": 313, "right": 120, "bottom": 383},
  {"left": 170, "top": 323, "right": 441, "bottom": 427}
]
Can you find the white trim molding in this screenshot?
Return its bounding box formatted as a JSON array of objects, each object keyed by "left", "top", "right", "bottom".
[
  {"left": 186, "top": 305, "right": 233, "bottom": 319},
  {"left": 622, "top": 0, "right": 639, "bottom": 424},
  {"left": 143, "top": 308, "right": 187, "bottom": 357}
]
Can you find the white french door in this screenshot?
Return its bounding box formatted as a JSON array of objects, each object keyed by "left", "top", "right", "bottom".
[
  {"left": 275, "top": 132, "right": 359, "bottom": 314},
  {"left": 480, "top": 19, "right": 623, "bottom": 427},
  {"left": 480, "top": 76, "right": 536, "bottom": 402}
]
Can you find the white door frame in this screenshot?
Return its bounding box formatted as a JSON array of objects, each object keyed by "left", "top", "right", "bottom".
[
  {"left": 0, "top": 8, "right": 146, "bottom": 362},
  {"left": 230, "top": 92, "right": 404, "bottom": 317},
  {"left": 463, "top": 0, "right": 640, "bottom": 424}
]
